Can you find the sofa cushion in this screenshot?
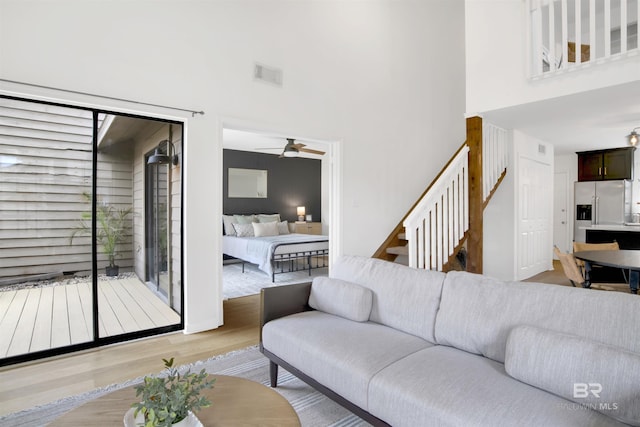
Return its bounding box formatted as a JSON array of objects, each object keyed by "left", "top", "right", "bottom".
[
  {"left": 262, "top": 310, "right": 431, "bottom": 411},
  {"left": 308, "top": 277, "right": 373, "bottom": 322},
  {"left": 368, "top": 345, "right": 625, "bottom": 427},
  {"left": 435, "top": 270, "right": 640, "bottom": 363},
  {"left": 506, "top": 325, "right": 640, "bottom": 426},
  {"left": 330, "top": 255, "right": 445, "bottom": 342}
]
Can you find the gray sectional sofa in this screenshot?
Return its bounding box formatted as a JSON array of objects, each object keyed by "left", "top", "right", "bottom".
[{"left": 260, "top": 255, "right": 640, "bottom": 426}]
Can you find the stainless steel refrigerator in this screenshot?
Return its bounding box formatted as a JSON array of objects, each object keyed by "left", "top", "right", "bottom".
[{"left": 574, "top": 180, "right": 632, "bottom": 242}]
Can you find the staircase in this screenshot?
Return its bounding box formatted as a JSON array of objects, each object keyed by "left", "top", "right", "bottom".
[{"left": 373, "top": 117, "right": 508, "bottom": 273}]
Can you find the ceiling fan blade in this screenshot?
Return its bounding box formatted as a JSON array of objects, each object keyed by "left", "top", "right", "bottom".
[
  {"left": 299, "top": 147, "right": 325, "bottom": 155},
  {"left": 292, "top": 143, "right": 306, "bottom": 149}
]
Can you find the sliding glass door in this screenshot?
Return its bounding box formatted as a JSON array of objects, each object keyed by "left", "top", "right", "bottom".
[{"left": 0, "top": 96, "right": 183, "bottom": 366}]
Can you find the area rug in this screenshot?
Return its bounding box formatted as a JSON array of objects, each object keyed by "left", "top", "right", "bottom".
[
  {"left": 0, "top": 346, "right": 370, "bottom": 427},
  {"left": 223, "top": 262, "right": 327, "bottom": 300}
]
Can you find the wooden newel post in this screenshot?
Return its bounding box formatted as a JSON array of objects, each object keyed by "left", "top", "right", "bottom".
[{"left": 466, "top": 116, "right": 483, "bottom": 274}]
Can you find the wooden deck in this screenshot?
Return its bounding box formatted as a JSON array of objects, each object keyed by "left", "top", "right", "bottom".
[{"left": 0, "top": 276, "right": 180, "bottom": 358}]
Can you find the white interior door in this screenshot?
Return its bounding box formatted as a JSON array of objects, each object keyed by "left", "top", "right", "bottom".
[
  {"left": 553, "top": 172, "right": 569, "bottom": 254},
  {"left": 517, "top": 156, "right": 553, "bottom": 280}
]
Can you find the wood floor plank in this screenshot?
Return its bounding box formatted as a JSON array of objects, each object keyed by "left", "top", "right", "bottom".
[
  {"left": 66, "top": 284, "right": 91, "bottom": 344},
  {"left": 0, "top": 290, "right": 27, "bottom": 357},
  {"left": 50, "top": 286, "right": 70, "bottom": 348},
  {"left": 30, "top": 286, "right": 54, "bottom": 353},
  {"left": 6, "top": 288, "right": 40, "bottom": 357},
  {"left": 76, "top": 281, "right": 96, "bottom": 339},
  {"left": 96, "top": 282, "right": 124, "bottom": 336},
  {"left": 99, "top": 280, "right": 139, "bottom": 334},
  {"left": 118, "top": 278, "right": 179, "bottom": 326},
  {"left": 106, "top": 279, "right": 156, "bottom": 330},
  {"left": 0, "top": 289, "right": 18, "bottom": 323}
]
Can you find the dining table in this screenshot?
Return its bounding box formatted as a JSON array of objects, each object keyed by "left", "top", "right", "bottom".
[{"left": 573, "top": 250, "right": 640, "bottom": 294}]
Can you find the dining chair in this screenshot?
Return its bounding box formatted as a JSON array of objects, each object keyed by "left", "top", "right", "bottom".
[
  {"left": 572, "top": 241, "right": 619, "bottom": 271},
  {"left": 554, "top": 246, "right": 586, "bottom": 287},
  {"left": 553, "top": 246, "right": 619, "bottom": 291}
]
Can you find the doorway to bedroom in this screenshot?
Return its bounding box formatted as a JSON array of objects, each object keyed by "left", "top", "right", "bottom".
[{"left": 221, "top": 127, "right": 335, "bottom": 299}]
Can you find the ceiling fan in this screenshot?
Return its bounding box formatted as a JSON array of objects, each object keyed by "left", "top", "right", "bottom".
[{"left": 258, "top": 138, "right": 325, "bottom": 158}]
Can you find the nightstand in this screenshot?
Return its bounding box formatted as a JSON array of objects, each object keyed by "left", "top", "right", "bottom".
[{"left": 294, "top": 222, "right": 322, "bottom": 235}]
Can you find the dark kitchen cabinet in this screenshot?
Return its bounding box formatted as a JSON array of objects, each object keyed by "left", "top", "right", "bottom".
[{"left": 577, "top": 147, "right": 634, "bottom": 181}]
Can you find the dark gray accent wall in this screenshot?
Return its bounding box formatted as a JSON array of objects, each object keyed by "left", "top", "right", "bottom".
[{"left": 223, "top": 149, "right": 321, "bottom": 222}]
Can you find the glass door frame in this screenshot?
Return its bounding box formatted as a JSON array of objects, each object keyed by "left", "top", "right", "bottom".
[{"left": 0, "top": 95, "right": 184, "bottom": 367}]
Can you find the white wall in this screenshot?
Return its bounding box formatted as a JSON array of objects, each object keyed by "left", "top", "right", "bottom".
[
  {"left": 483, "top": 134, "right": 516, "bottom": 280},
  {"left": 554, "top": 153, "right": 578, "bottom": 250},
  {"left": 465, "top": 0, "right": 640, "bottom": 115},
  {"left": 0, "top": 0, "right": 466, "bottom": 333},
  {"left": 484, "top": 129, "right": 554, "bottom": 281}
]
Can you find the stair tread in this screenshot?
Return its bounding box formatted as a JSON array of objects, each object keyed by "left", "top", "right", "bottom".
[
  {"left": 397, "top": 233, "right": 406, "bottom": 240},
  {"left": 386, "top": 246, "right": 408, "bottom": 256}
]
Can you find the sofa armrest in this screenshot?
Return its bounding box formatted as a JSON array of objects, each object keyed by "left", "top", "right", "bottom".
[{"left": 260, "top": 282, "right": 313, "bottom": 331}]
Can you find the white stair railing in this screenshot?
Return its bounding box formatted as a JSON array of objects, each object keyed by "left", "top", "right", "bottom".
[
  {"left": 529, "top": 0, "right": 639, "bottom": 78},
  {"left": 404, "top": 146, "right": 469, "bottom": 270},
  {"left": 403, "top": 122, "right": 508, "bottom": 270},
  {"left": 483, "top": 123, "right": 509, "bottom": 200}
]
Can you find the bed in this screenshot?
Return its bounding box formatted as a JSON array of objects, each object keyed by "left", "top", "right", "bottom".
[{"left": 222, "top": 214, "right": 329, "bottom": 282}]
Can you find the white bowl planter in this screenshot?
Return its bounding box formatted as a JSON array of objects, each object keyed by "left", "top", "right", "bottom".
[{"left": 123, "top": 408, "right": 203, "bottom": 427}]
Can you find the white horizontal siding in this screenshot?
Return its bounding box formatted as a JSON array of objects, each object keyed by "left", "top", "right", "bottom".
[{"left": 0, "top": 98, "right": 134, "bottom": 280}]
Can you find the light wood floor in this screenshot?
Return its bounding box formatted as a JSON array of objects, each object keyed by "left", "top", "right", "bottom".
[
  {"left": 0, "top": 261, "right": 633, "bottom": 416},
  {"left": 0, "top": 294, "right": 260, "bottom": 416},
  {"left": 0, "top": 276, "right": 180, "bottom": 358}
]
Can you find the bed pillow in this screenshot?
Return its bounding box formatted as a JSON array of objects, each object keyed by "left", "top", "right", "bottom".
[
  {"left": 258, "top": 214, "right": 281, "bottom": 223},
  {"left": 277, "top": 220, "right": 290, "bottom": 235},
  {"left": 253, "top": 221, "right": 279, "bottom": 237},
  {"left": 232, "top": 223, "right": 254, "bottom": 237},
  {"left": 234, "top": 214, "right": 256, "bottom": 224},
  {"left": 505, "top": 325, "right": 640, "bottom": 426},
  {"left": 308, "top": 277, "right": 373, "bottom": 322},
  {"left": 222, "top": 215, "right": 236, "bottom": 236}
]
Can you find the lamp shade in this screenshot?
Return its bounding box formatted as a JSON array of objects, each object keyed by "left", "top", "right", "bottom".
[
  {"left": 147, "top": 147, "right": 172, "bottom": 165},
  {"left": 297, "top": 206, "right": 306, "bottom": 216}
]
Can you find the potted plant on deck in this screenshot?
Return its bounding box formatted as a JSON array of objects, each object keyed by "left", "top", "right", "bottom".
[
  {"left": 70, "top": 192, "right": 133, "bottom": 277},
  {"left": 126, "top": 357, "right": 215, "bottom": 427}
]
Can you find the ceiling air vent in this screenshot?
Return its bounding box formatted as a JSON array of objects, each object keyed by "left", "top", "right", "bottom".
[{"left": 254, "top": 63, "right": 283, "bottom": 87}]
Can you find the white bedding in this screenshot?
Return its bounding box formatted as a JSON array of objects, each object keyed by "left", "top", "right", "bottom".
[{"left": 223, "top": 233, "right": 329, "bottom": 277}]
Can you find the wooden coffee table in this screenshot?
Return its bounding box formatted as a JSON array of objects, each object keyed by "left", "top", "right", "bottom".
[{"left": 49, "top": 375, "right": 300, "bottom": 426}]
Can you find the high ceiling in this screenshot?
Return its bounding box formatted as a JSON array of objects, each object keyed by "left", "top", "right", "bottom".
[
  {"left": 483, "top": 80, "right": 640, "bottom": 155},
  {"left": 222, "top": 81, "right": 640, "bottom": 158}
]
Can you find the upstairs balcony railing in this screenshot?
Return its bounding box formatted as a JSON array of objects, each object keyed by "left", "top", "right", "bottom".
[{"left": 528, "top": 0, "right": 639, "bottom": 77}]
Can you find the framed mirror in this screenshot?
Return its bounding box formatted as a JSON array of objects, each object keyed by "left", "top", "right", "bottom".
[{"left": 228, "top": 168, "right": 268, "bottom": 198}]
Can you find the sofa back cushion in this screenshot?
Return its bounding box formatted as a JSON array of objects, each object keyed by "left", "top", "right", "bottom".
[
  {"left": 330, "top": 255, "right": 445, "bottom": 342},
  {"left": 505, "top": 325, "right": 640, "bottom": 426},
  {"left": 435, "top": 271, "right": 640, "bottom": 363},
  {"left": 309, "top": 277, "right": 373, "bottom": 322}
]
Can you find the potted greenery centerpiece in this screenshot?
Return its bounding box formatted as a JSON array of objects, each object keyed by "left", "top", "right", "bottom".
[
  {"left": 127, "top": 357, "right": 215, "bottom": 427},
  {"left": 70, "top": 192, "right": 133, "bottom": 277}
]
